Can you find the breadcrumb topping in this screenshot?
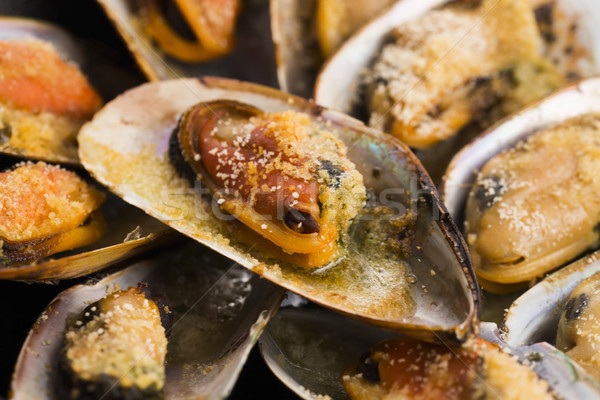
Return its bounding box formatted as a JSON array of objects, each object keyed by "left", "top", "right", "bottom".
[
  {"left": 0, "top": 162, "right": 105, "bottom": 242},
  {"left": 64, "top": 287, "right": 167, "bottom": 390},
  {"left": 365, "top": 0, "right": 564, "bottom": 148}
]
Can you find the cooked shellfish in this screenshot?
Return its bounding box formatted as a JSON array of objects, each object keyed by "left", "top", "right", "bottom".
[
  {"left": 0, "top": 162, "right": 105, "bottom": 266},
  {"left": 171, "top": 101, "right": 366, "bottom": 268},
  {"left": 271, "top": 0, "right": 396, "bottom": 96},
  {"left": 60, "top": 285, "right": 171, "bottom": 400},
  {"left": 98, "top": 0, "right": 277, "bottom": 85},
  {"left": 443, "top": 77, "right": 600, "bottom": 293},
  {"left": 363, "top": 0, "right": 564, "bottom": 149},
  {"left": 315, "top": 0, "right": 600, "bottom": 182},
  {"left": 0, "top": 36, "right": 102, "bottom": 164},
  {"left": 465, "top": 113, "right": 600, "bottom": 291},
  {"left": 556, "top": 272, "right": 600, "bottom": 382},
  {"left": 260, "top": 306, "right": 600, "bottom": 399},
  {"left": 79, "top": 77, "right": 479, "bottom": 342},
  {"left": 343, "top": 336, "right": 555, "bottom": 400},
  {"left": 10, "top": 239, "right": 285, "bottom": 400},
  {"left": 137, "top": 0, "right": 241, "bottom": 62}
]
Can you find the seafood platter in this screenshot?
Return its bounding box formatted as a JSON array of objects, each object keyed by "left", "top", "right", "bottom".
[{"left": 4, "top": 0, "right": 600, "bottom": 399}]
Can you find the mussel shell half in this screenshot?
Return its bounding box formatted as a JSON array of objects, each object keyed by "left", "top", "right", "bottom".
[
  {"left": 10, "top": 239, "right": 284, "bottom": 400},
  {"left": 502, "top": 250, "right": 600, "bottom": 347},
  {"left": 0, "top": 191, "right": 176, "bottom": 282},
  {"left": 260, "top": 305, "right": 600, "bottom": 400},
  {"left": 441, "top": 77, "right": 600, "bottom": 290},
  {"left": 79, "top": 77, "right": 479, "bottom": 342}
]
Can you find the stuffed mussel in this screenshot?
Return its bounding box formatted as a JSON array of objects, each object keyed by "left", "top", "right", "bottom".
[
  {"left": 79, "top": 77, "right": 479, "bottom": 342},
  {"left": 0, "top": 162, "right": 105, "bottom": 266},
  {"left": 60, "top": 285, "right": 172, "bottom": 400},
  {"left": 0, "top": 25, "right": 103, "bottom": 164},
  {"left": 315, "top": 0, "right": 600, "bottom": 181},
  {"left": 11, "top": 239, "right": 284, "bottom": 400},
  {"left": 171, "top": 101, "right": 367, "bottom": 268}
]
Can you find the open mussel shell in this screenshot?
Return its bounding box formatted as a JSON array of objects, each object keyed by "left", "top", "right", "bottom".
[
  {"left": 502, "top": 250, "right": 600, "bottom": 347},
  {"left": 270, "top": 0, "right": 396, "bottom": 97},
  {"left": 10, "top": 239, "right": 285, "bottom": 400},
  {"left": 260, "top": 304, "right": 600, "bottom": 399},
  {"left": 97, "top": 0, "right": 277, "bottom": 86},
  {"left": 313, "top": 0, "right": 600, "bottom": 183},
  {"left": 441, "top": 77, "right": 600, "bottom": 292},
  {"left": 78, "top": 77, "right": 479, "bottom": 343},
  {"left": 259, "top": 305, "right": 398, "bottom": 399},
  {"left": 442, "top": 76, "right": 600, "bottom": 222},
  {"left": 0, "top": 191, "right": 176, "bottom": 282}
]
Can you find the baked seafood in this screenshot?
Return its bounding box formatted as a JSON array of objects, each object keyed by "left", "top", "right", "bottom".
[
  {"left": 0, "top": 37, "right": 102, "bottom": 163},
  {"left": 170, "top": 101, "right": 367, "bottom": 268},
  {"left": 464, "top": 113, "right": 600, "bottom": 292},
  {"left": 343, "top": 337, "right": 555, "bottom": 400},
  {"left": 60, "top": 285, "right": 171, "bottom": 400},
  {"left": 365, "top": 0, "right": 564, "bottom": 149},
  {"left": 138, "top": 0, "right": 241, "bottom": 62},
  {"left": 0, "top": 162, "right": 105, "bottom": 266},
  {"left": 557, "top": 272, "right": 600, "bottom": 381},
  {"left": 79, "top": 77, "right": 479, "bottom": 341}
]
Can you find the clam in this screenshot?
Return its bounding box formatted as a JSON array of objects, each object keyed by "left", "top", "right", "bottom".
[
  {"left": 270, "top": 0, "right": 396, "bottom": 97},
  {"left": 10, "top": 239, "right": 285, "bottom": 400},
  {"left": 314, "top": 0, "right": 600, "bottom": 183},
  {"left": 259, "top": 304, "right": 600, "bottom": 399},
  {"left": 0, "top": 19, "right": 103, "bottom": 165},
  {"left": 442, "top": 77, "right": 600, "bottom": 293},
  {"left": 97, "top": 0, "right": 277, "bottom": 86},
  {"left": 78, "top": 77, "right": 479, "bottom": 343}
]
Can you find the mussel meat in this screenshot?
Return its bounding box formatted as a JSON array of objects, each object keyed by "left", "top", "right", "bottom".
[
  {"left": 170, "top": 100, "right": 367, "bottom": 268},
  {"left": 137, "top": 0, "right": 241, "bottom": 62},
  {"left": 556, "top": 272, "right": 600, "bottom": 381},
  {"left": 315, "top": 0, "right": 396, "bottom": 57},
  {"left": 60, "top": 284, "right": 172, "bottom": 400},
  {"left": 0, "top": 37, "right": 102, "bottom": 164},
  {"left": 464, "top": 113, "right": 600, "bottom": 292},
  {"left": 0, "top": 162, "right": 106, "bottom": 266},
  {"left": 363, "top": 0, "right": 564, "bottom": 149},
  {"left": 343, "top": 336, "right": 556, "bottom": 400}
]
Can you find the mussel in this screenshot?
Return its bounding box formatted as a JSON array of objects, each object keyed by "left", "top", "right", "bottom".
[
  {"left": 98, "top": 0, "right": 277, "bottom": 86},
  {"left": 0, "top": 162, "right": 106, "bottom": 266},
  {"left": 0, "top": 33, "right": 102, "bottom": 164},
  {"left": 79, "top": 77, "right": 479, "bottom": 342},
  {"left": 271, "top": 0, "right": 396, "bottom": 96},
  {"left": 362, "top": 0, "right": 564, "bottom": 149},
  {"left": 343, "top": 336, "right": 555, "bottom": 399},
  {"left": 443, "top": 77, "right": 600, "bottom": 293},
  {"left": 465, "top": 113, "right": 600, "bottom": 291},
  {"left": 137, "top": 0, "right": 241, "bottom": 62},
  {"left": 314, "top": 0, "right": 600, "bottom": 182},
  {"left": 556, "top": 272, "right": 600, "bottom": 382},
  {"left": 170, "top": 100, "right": 366, "bottom": 268},
  {"left": 259, "top": 305, "right": 600, "bottom": 399},
  {"left": 60, "top": 285, "right": 171, "bottom": 399},
  {"left": 10, "top": 239, "right": 285, "bottom": 400}
]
